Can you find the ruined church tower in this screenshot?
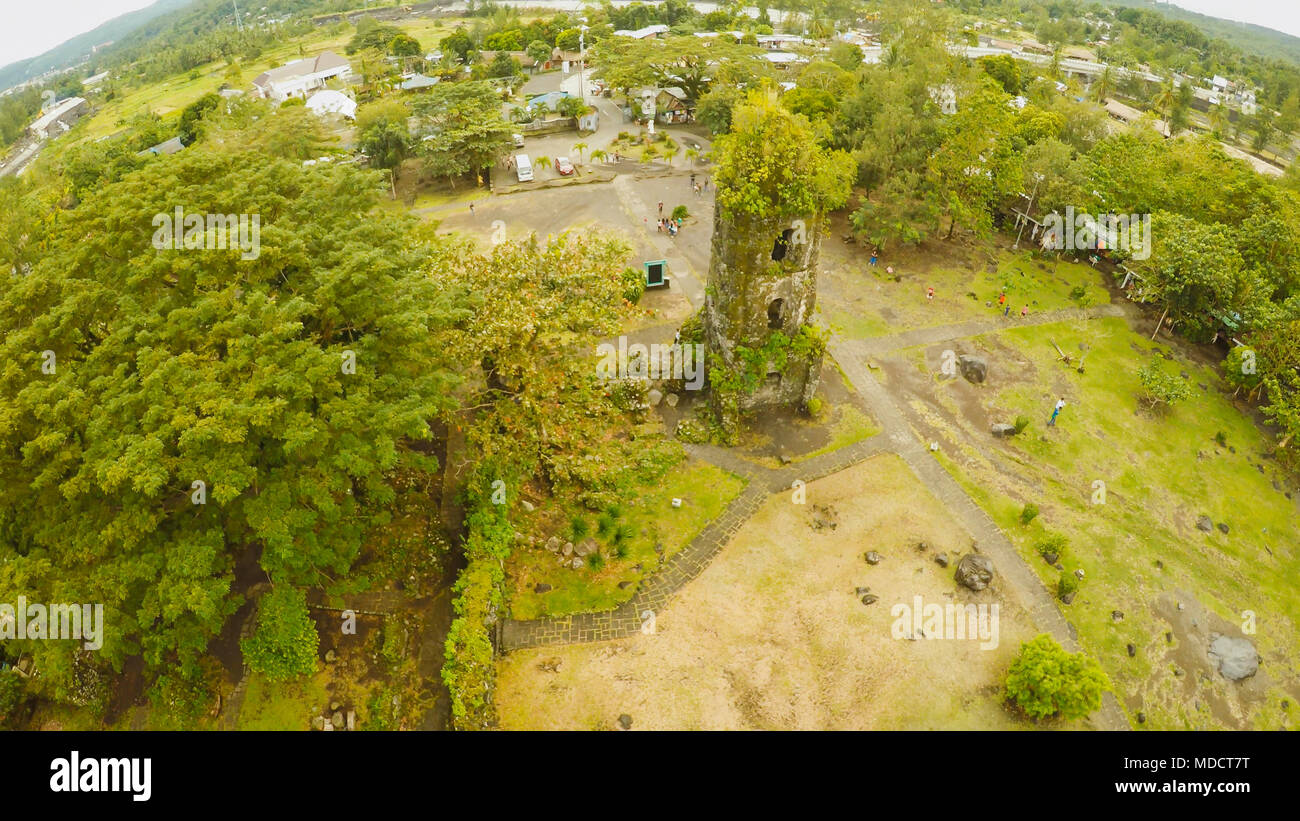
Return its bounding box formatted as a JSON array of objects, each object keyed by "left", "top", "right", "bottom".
[{"left": 703, "top": 204, "right": 825, "bottom": 416}]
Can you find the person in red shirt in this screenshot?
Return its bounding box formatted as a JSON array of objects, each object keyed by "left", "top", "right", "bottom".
[{"left": 927, "top": 287, "right": 935, "bottom": 301}]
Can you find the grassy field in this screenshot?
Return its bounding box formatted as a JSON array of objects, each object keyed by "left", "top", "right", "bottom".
[
  {"left": 497, "top": 455, "right": 1040, "bottom": 730},
  {"left": 912, "top": 316, "right": 1299, "bottom": 729},
  {"left": 823, "top": 245, "right": 1110, "bottom": 341},
  {"left": 73, "top": 17, "right": 455, "bottom": 141},
  {"left": 507, "top": 457, "right": 746, "bottom": 620}
]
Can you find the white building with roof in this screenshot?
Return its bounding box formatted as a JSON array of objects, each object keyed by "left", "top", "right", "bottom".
[
  {"left": 613, "top": 24, "right": 669, "bottom": 39},
  {"left": 28, "top": 97, "right": 88, "bottom": 139},
  {"left": 305, "top": 89, "right": 357, "bottom": 119},
  {"left": 252, "top": 52, "right": 352, "bottom": 102}
]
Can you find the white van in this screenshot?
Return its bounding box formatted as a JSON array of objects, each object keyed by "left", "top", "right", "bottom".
[{"left": 515, "top": 154, "right": 533, "bottom": 182}]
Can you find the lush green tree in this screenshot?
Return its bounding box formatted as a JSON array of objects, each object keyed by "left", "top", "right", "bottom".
[
  {"left": 0, "top": 140, "right": 459, "bottom": 707},
  {"left": 178, "top": 92, "right": 221, "bottom": 147},
  {"left": 696, "top": 85, "right": 742, "bottom": 135},
  {"left": 713, "top": 89, "right": 854, "bottom": 221},
  {"left": 592, "top": 35, "right": 768, "bottom": 106},
  {"left": 356, "top": 98, "right": 412, "bottom": 170},
  {"left": 412, "top": 81, "right": 513, "bottom": 187},
  {"left": 389, "top": 34, "right": 422, "bottom": 58},
  {"left": 1004, "top": 634, "right": 1109, "bottom": 721},
  {"left": 1138, "top": 361, "right": 1193, "bottom": 411},
  {"left": 978, "top": 54, "right": 1022, "bottom": 95}
]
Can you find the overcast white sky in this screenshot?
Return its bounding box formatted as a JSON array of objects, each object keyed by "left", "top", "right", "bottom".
[{"left": 1, "top": 0, "right": 1300, "bottom": 69}]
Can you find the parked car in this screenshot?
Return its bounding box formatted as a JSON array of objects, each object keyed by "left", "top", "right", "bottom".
[{"left": 554, "top": 156, "right": 574, "bottom": 176}]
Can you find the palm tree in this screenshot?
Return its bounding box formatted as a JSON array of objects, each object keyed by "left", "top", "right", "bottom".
[
  {"left": 590, "top": 148, "right": 607, "bottom": 164},
  {"left": 661, "top": 139, "right": 679, "bottom": 167},
  {"left": 685, "top": 147, "right": 699, "bottom": 167},
  {"left": 1091, "top": 66, "right": 1113, "bottom": 104},
  {"left": 571, "top": 142, "right": 587, "bottom": 163},
  {"left": 1151, "top": 80, "right": 1176, "bottom": 125}
]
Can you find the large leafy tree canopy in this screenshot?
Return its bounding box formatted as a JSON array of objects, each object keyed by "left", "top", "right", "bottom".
[
  {"left": 713, "top": 90, "right": 854, "bottom": 221},
  {"left": 412, "top": 80, "right": 514, "bottom": 185},
  {"left": 592, "top": 35, "right": 770, "bottom": 107},
  {"left": 0, "top": 135, "right": 460, "bottom": 699}
]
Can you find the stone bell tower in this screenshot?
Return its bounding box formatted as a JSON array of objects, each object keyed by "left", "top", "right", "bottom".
[{"left": 703, "top": 207, "right": 824, "bottom": 417}]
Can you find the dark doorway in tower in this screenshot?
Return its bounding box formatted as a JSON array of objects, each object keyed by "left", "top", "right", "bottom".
[{"left": 767, "top": 298, "right": 784, "bottom": 329}]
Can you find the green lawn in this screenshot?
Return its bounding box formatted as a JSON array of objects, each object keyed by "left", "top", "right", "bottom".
[
  {"left": 507, "top": 458, "right": 746, "bottom": 620},
  {"left": 236, "top": 670, "right": 329, "bottom": 730},
  {"left": 826, "top": 248, "right": 1110, "bottom": 341},
  {"left": 925, "top": 316, "right": 1300, "bottom": 729}
]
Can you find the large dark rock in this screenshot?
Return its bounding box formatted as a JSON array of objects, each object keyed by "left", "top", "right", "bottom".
[
  {"left": 991, "top": 422, "right": 1017, "bottom": 437},
  {"left": 864, "top": 551, "right": 883, "bottom": 565},
  {"left": 954, "top": 554, "right": 994, "bottom": 591},
  {"left": 1208, "top": 634, "right": 1259, "bottom": 681},
  {"left": 958, "top": 355, "right": 987, "bottom": 384},
  {"left": 1196, "top": 516, "right": 1213, "bottom": 532}
]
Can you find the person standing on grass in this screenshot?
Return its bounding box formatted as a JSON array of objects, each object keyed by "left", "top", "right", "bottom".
[
  {"left": 1021, "top": 305, "right": 1028, "bottom": 318},
  {"left": 998, "top": 291, "right": 1006, "bottom": 309},
  {"left": 1048, "top": 397, "right": 1066, "bottom": 427},
  {"left": 870, "top": 251, "right": 878, "bottom": 266},
  {"left": 469, "top": 202, "right": 475, "bottom": 216},
  {"left": 1003, "top": 303, "right": 1011, "bottom": 318},
  {"left": 927, "top": 286, "right": 935, "bottom": 302}
]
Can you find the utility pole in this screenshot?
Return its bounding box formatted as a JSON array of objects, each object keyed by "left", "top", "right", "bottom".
[
  {"left": 232, "top": 0, "right": 243, "bottom": 33},
  {"left": 578, "top": 23, "right": 589, "bottom": 102}
]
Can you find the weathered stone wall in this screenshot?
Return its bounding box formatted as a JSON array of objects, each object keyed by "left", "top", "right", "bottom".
[{"left": 704, "top": 207, "right": 825, "bottom": 414}]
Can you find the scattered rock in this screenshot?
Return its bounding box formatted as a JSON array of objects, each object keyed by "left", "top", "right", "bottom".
[
  {"left": 1060, "top": 592, "right": 1075, "bottom": 604},
  {"left": 915, "top": 540, "right": 927, "bottom": 552},
  {"left": 570, "top": 557, "right": 584, "bottom": 570},
  {"left": 647, "top": 388, "right": 663, "bottom": 407},
  {"left": 955, "top": 554, "right": 994, "bottom": 591},
  {"left": 809, "top": 504, "right": 838, "bottom": 531},
  {"left": 860, "top": 593, "right": 879, "bottom": 605},
  {"left": 1177, "top": 601, "right": 1184, "bottom": 611},
  {"left": 1127, "top": 643, "right": 1136, "bottom": 658},
  {"left": 1155, "top": 560, "right": 1164, "bottom": 570},
  {"left": 521, "top": 500, "right": 535, "bottom": 513},
  {"left": 618, "top": 581, "right": 632, "bottom": 590},
  {"left": 323, "top": 719, "right": 334, "bottom": 731},
  {"left": 574, "top": 538, "right": 598, "bottom": 557},
  {"left": 346, "top": 710, "right": 356, "bottom": 731},
  {"left": 312, "top": 715, "right": 325, "bottom": 731},
  {"left": 324, "top": 649, "right": 337, "bottom": 664},
  {"left": 332, "top": 711, "right": 345, "bottom": 729},
  {"left": 854, "top": 586, "right": 872, "bottom": 597},
  {"left": 1112, "top": 610, "right": 1124, "bottom": 622},
  {"left": 958, "top": 355, "right": 987, "bottom": 384},
  {"left": 1208, "top": 634, "right": 1259, "bottom": 681},
  {"left": 1165, "top": 632, "right": 1173, "bottom": 644},
  {"left": 1073, "top": 569, "right": 1085, "bottom": 579},
  {"left": 991, "top": 422, "right": 1017, "bottom": 437},
  {"left": 1217, "top": 522, "right": 1229, "bottom": 534},
  {"left": 617, "top": 714, "right": 633, "bottom": 730},
  {"left": 1042, "top": 552, "right": 1058, "bottom": 565},
  {"left": 330, "top": 701, "right": 341, "bottom": 712},
  {"left": 934, "top": 552, "right": 949, "bottom": 568},
  {"left": 864, "top": 551, "right": 883, "bottom": 565},
  {"left": 1136, "top": 712, "right": 1145, "bottom": 724},
  {"left": 1196, "top": 516, "right": 1213, "bottom": 533},
  {"left": 537, "top": 658, "right": 561, "bottom": 673},
  {"left": 545, "top": 536, "right": 562, "bottom": 553},
  {"left": 665, "top": 393, "right": 679, "bottom": 408},
  {"left": 534, "top": 583, "right": 552, "bottom": 593}
]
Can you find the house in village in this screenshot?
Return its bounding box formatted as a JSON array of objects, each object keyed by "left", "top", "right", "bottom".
[
  {"left": 28, "top": 97, "right": 88, "bottom": 139},
  {"left": 252, "top": 51, "right": 352, "bottom": 102},
  {"left": 613, "top": 24, "right": 669, "bottom": 40}
]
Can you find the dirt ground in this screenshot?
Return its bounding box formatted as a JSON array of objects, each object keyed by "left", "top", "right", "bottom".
[{"left": 496, "top": 454, "right": 1039, "bottom": 730}]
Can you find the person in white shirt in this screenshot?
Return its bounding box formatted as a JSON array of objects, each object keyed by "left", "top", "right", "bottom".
[{"left": 1048, "top": 397, "right": 1066, "bottom": 426}]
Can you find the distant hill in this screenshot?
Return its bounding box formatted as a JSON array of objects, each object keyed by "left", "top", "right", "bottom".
[
  {"left": 0, "top": 0, "right": 197, "bottom": 93},
  {"left": 1103, "top": 0, "right": 1300, "bottom": 65}
]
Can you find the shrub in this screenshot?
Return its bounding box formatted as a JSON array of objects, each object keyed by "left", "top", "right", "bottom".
[
  {"left": 1057, "top": 570, "right": 1080, "bottom": 600},
  {"left": 1004, "top": 634, "right": 1109, "bottom": 721},
  {"left": 596, "top": 512, "right": 616, "bottom": 539},
  {"left": 1138, "top": 361, "right": 1191, "bottom": 411},
  {"left": 587, "top": 552, "right": 605, "bottom": 570},
  {"left": 805, "top": 396, "right": 824, "bottom": 417},
  {"left": 1035, "top": 532, "right": 1068, "bottom": 557},
  {"left": 671, "top": 204, "right": 689, "bottom": 221},
  {"left": 0, "top": 670, "right": 25, "bottom": 728},
  {"left": 1214, "top": 430, "right": 1227, "bottom": 447},
  {"left": 1019, "top": 502, "right": 1039, "bottom": 525},
  {"left": 613, "top": 541, "right": 630, "bottom": 560},
  {"left": 1014, "top": 415, "right": 1031, "bottom": 434},
  {"left": 613, "top": 523, "right": 635, "bottom": 545},
  {"left": 240, "top": 587, "right": 320, "bottom": 682},
  {"left": 621, "top": 266, "right": 646, "bottom": 304}
]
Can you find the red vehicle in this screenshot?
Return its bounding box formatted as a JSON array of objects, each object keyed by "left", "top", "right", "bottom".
[{"left": 554, "top": 156, "right": 575, "bottom": 176}]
